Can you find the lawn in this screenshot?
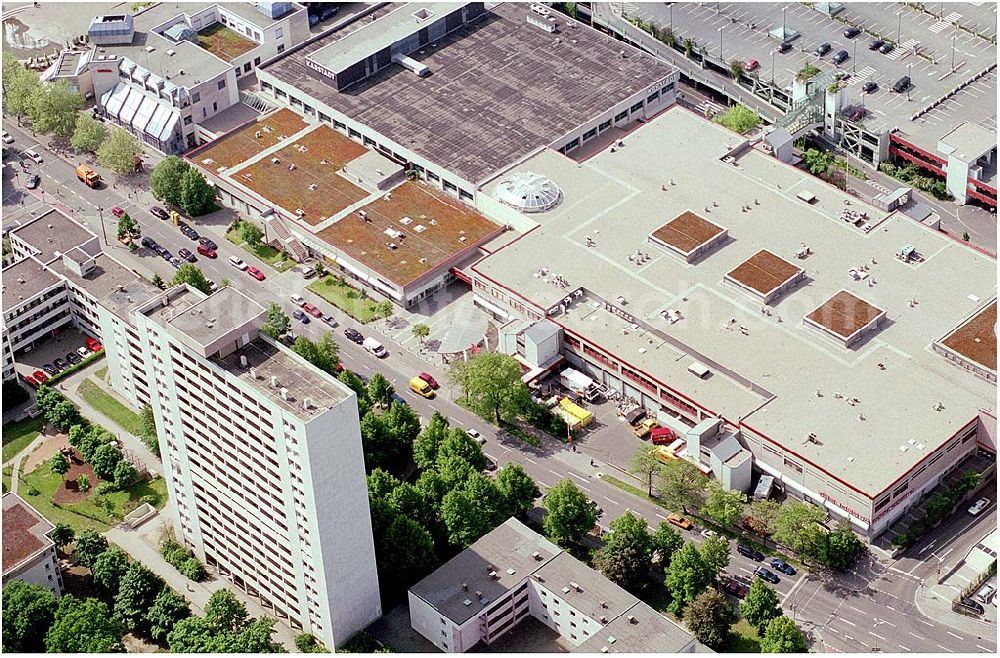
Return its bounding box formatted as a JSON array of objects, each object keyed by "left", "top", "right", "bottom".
[
  {"left": 2, "top": 415, "right": 45, "bottom": 464},
  {"left": 729, "top": 618, "right": 762, "bottom": 652},
  {"left": 308, "top": 275, "right": 386, "bottom": 323},
  {"left": 78, "top": 378, "right": 143, "bottom": 436},
  {"left": 197, "top": 23, "right": 257, "bottom": 62},
  {"left": 21, "top": 462, "right": 168, "bottom": 533},
  {"left": 95, "top": 366, "right": 108, "bottom": 380},
  {"left": 226, "top": 227, "right": 294, "bottom": 273}
]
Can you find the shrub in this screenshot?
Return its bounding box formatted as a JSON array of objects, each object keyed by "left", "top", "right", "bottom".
[
  {"left": 160, "top": 539, "right": 205, "bottom": 582},
  {"left": 141, "top": 494, "right": 158, "bottom": 506},
  {"left": 179, "top": 558, "right": 206, "bottom": 581}
]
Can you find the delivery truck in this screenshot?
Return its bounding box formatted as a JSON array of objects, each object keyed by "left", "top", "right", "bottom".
[
  {"left": 559, "top": 368, "right": 601, "bottom": 401},
  {"left": 76, "top": 164, "right": 101, "bottom": 188}
]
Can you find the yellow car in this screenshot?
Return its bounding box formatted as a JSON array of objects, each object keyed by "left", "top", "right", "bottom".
[
  {"left": 408, "top": 377, "right": 435, "bottom": 399},
  {"left": 667, "top": 513, "right": 692, "bottom": 530}
]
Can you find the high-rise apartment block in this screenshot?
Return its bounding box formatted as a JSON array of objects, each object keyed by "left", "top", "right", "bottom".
[{"left": 129, "top": 284, "right": 380, "bottom": 648}]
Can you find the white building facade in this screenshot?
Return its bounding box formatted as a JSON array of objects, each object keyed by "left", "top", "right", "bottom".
[{"left": 2, "top": 494, "right": 64, "bottom": 597}]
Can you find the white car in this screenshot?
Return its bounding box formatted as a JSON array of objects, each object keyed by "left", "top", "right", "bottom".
[
  {"left": 1, "top": 131, "right": 13, "bottom": 144},
  {"left": 467, "top": 428, "right": 485, "bottom": 445},
  {"left": 228, "top": 256, "right": 248, "bottom": 270},
  {"left": 290, "top": 294, "right": 306, "bottom": 307},
  {"left": 208, "top": 280, "right": 219, "bottom": 293},
  {"left": 24, "top": 148, "right": 42, "bottom": 163},
  {"left": 968, "top": 498, "right": 990, "bottom": 516},
  {"left": 76, "top": 346, "right": 91, "bottom": 358}
]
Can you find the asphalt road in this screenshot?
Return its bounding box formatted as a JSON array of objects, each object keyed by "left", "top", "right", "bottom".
[{"left": 2, "top": 123, "right": 995, "bottom": 653}]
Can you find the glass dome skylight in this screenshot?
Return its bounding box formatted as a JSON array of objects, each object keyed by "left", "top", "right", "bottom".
[{"left": 496, "top": 172, "right": 562, "bottom": 213}]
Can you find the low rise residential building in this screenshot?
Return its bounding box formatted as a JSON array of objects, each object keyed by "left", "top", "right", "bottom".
[
  {"left": 2, "top": 494, "right": 64, "bottom": 596},
  {"left": 409, "top": 518, "right": 695, "bottom": 653}
]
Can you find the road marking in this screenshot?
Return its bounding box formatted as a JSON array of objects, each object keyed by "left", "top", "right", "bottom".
[
  {"left": 524, "top": 457, "right": 537, "bottom": 465},
  {"left": 898, "top": 645, "right": 909, "bottom": 652},
  {"left": 840, "top": 618, "right": 856, "bottom": 627},
  {"left": 570, "top": 472, "right": 590, "bottom": 485},
  {"left": 946, "top": 631, "right": 963, "bottom": 640},
  {"left": 908, "top": 632, "right": 925, "bottom": 640},
  {"left": 918, "top": 539, "right": 938, "bottom": 554},
  {"left": 917, "top": 619, "right": 934, "bottom": 627},
  {"left": 936, "top": 644, "right": 953, "bottom": 653},
  {"left": 879, "top": 619, "right": 896, "bottom": 627},
  {"left": 655, "top": 513, "right": 667, "bottom": 520},
  {"left": 848, "top": 605, "right": 864, "bottom": 615},
  {"left": 978, "top": 645, "right": 992, "bottom": 652},
  {"left": 885, "top": 604, "right": 896, "bottom": 611}
]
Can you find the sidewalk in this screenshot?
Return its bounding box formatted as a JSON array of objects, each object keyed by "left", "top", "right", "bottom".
[
  {"left": 107, "top": 508, "right": 298, "bottom": 651},
  {"left": 913, "top": 578, "right": 997, "bottom": 639},
  {"left": 56, "top": 366, "right": 163, "bottom": 477}
]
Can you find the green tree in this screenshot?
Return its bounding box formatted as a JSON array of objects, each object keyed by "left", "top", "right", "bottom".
[
  {"left": 113, "top": 459, "right": 137, "bottom": 490},
  {"left": 651, "top": 521, "right": 684, "bottom": 567},
  {"left": 146, "top": 589, "right": 191, "bottom": 643},
  {"left": 50, "top": 452, "right": 70, "bottom": 479},
  {"left": 315, "top": 332, "right": 341, "bottom": 373},
  {"left": 451, "top": 353, "right": 530, "bottom": 424},
  {"left": 413, "top": 411, "right": 449, "bottom": 470},
  {"left": 92, "top": 547, "right": 131, "bottom": 596},
  {"left": 684, "top": 588, "right": 736, "bottom": 650},
  {"left": 381, "top": 402, "right": 420, "bottom": 451},
  {"left": 664, "top": 543, "right": 713, "bottom": 613},
  {"left": 542, "top": 479, "right": 597, "bottom": 546},
  {"left": 150, "top": 156, "right": 189, "bottom": 206},
  {"left": 116, "top": 212, "right": 140, "bottom": 241},
  {"left": 495, "top": 462, "right": 540, "bottom": 519},
  {"left": 71, "top": 113, "right": 107, "bottom": 153},
  {"left": 740, "top": 578, "right": 782, "bottom": 633},
  {"left": 3, "top": 378, "right": 29, "bottom": 406},
  {"left": 3, "top": 52, "right": 42, "bottom": 124},
  {"left": 239, "top": 220, "right": 264, "bottom": 248},
  {"left": 729, "top": 59, "right": 745, "bottom": 80},
  {"left": 204, "top": 589, "right": 249, "bottom": 634},
  {"left": 91, "top": 443, "right": 124, "bottom": 481},
  {"left": 698, "top": 534, "right": 731, "bottom": 579},
  {"left": 701, "top": 481, "right": 746, "bottom": 529},
  {"left": 760, "top": 615, "right": 807, "bottom": 653},
  {"left": 658, "top": 458, "right": 706, "bottom": 514},
  {"left": 2, "top": 580, "right": 58, "bottom": 652},
  {"left": 387, "top": 482, "right": 430, "bottom": 527},
  {"left": 27, "top": 81, "right": 83, "bottom": 140},
  {"left": 179, "top": 167, "right": 217, "bottom": 216},
  {"left": 172, "top": 264, "right": 213, "bottom": 295},
  {"left": 230, "top": 617, "right": 281, "bottom": 652},
  {"left": 437, "top": 429, "right": 487, "bottom": 473},
  {"left": 50, "top": 522, "right": 75, "bottom": 548},
  {"left": 748, "top": 499, "right": 781, "bottom": 535},
  {"left": 772, "top": 501, "right": 827, "bottom": 558},
  {"left": 593, "top": 512, "right": 654, "bottom": 593},
  {"left": 139, "top": 403, "right": 159, "bottom": 455},
  {"left": 713, "top": 104, "right": 761, "bottom": 134},
  {"left": 820, "top": 519, "right": 864, "bottom": 571},
  {"left": 338, "top": 369, "right": 371, "bottom": 413},
  {"left": 411, "top": 323, "right": 430, "bottom": 345},
  {"left": 802, "top": 148, "right": 835, "bottom": 176},
  {"left": 74, "top": 529, "right": 110, "bottom": 569},
  {"left": 376, "top": 300, "right": 394, "bottom": 319},
  {"left": 415, "top": 469, "right": 448, "bottom": 506},
  {"left": 151, "top": 273, "right": 165, "bottom": 289},
  {"left": 381, "top": 516, "right": 436, "bottom": 584},
  {"left": 261, "top": 302, "right": 291, "bottom": 339},
  {"left": 47, "top": 399, "right": 85, "bottom": 432},
  {"left": 629, "top": 446, "right": 662, "bottom": 496},
  {"left": 167, "top": 616, "right": 216, "bottom": 652},
  {"left": 76, "top": 474, "right": 91, "bottom": 492},
  {"left": 441, "top": 473, "right": 505, "bottom": 547},
  {"left": 436, "top": 451, "right": 475, "bottom": 489},
  {"left": 963, "top": 230, "right": 971, "bottom": 242},
  {"left": 367, "top": 372, "right": 395, "bottom": 408},
  {"left": 97, "top": 127, "right": 144, "bottom": 175},
  {"left": 113, "top": 562, "right": 166, "bottom": 633},
  {"left": 45, "top": 596, "right": 124, "bottom": 653}
]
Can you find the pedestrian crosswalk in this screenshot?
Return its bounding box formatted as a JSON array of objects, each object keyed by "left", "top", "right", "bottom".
[
  {"left": 885, "top": 38, "right": 919, "bottom": 60},
  {"left": 943, "top": 11, "right": 963, "bottom": 23},
  {"left": 845, "top": 66, "right": 876, "bottom": 86},
  {"left": 695, "top": 100, "right": 726, "bottom": 117},
  {"left": 928, "top": 20, "right": 950, "bottom": 33},
  {"left": 866, "top": 179, "right": 892, "bottom": 196}
]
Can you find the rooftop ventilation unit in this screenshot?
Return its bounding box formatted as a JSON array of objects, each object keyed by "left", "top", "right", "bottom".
[
  {"left": 166, "top": 49, "right": 175, "bottom": 56},
  {"left": 412, "top": 8, "right": 434, "bottom": 21},
  {"left": 280, "top": 387, "right": 290, "bottom": 400},
  {"left": 527, "top": 13, "right": 556, "bottom": 32},
  {"left": 270, "top": 375, "right": 279, "bottom": 388},
  {"left": 532, "top": 551, "right": 541, "bottom": 560},
  {"left": 250, "top": 367, "right": 259, "bottom": 379},
  {"left": 144, "top": 45, "right": 155, "bottom": 53},
  {"left": 303, "top": 397, "right": 312, "bottom": 410},
  {"left": 239, "top": 355, "right": 248, "bottom": 368}
]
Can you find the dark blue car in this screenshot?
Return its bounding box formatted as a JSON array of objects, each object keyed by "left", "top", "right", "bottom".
[
  {"left": 770, "top": 558, "right": 796, "bottom": 576},
  {"left": 755, "top": 567, "right": 780, "bottom": 584}
]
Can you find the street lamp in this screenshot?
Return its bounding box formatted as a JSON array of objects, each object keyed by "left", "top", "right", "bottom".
[
  {"left": 97, "top": 206, "right": 108, "bottom": 246},
  {"left": 906, "top": 62, "right": 912, "bottom": 101},
  {"left": 872, "top": 618, "right": 887, "bottom": 652},
  {"left": 853, "top": 38, "right": 857, "bottom": 73},
  {"left": 951, "top": 35, "right": 956, "bottom": 72},
  {"left": 771, "top": 48, "right": 775, "bottom": 84},
  {"left": 718, "top": 25, "right": 724, "bottom": 61},
  {"left": 781, "top": 6, "right": 787, "bottom": 42}
]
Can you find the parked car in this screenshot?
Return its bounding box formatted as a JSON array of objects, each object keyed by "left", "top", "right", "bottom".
[
  {"left": 745, "top": 58, "right": 759, "bottom": 71},
  {"left": 25, "top": 174, "right": 40, "bottom": 189},
  {"left": 409, "top": 377, "right": 435, "bottom": 399},
  {"left": 161, "top": 250, "right": 173, "bottom": 261},
  {"left": 141, "top": 237, "right": 156, "bottom": 249},
  {"left": 24, "top": 374, "right": 39, "bottom": 388},
  {"left": 76, "top": 346, "right": 91, "bottom": 358},
  {"left": 1, "top": 131, "right": 12, "bottom": 144},
  {"left": 197, "top": 245, "right": 217, "bottom": 258},
  {"left": 844, "top": 26, "right": 861, "bottom": 38},
  {"left": 363, "top": 336, "right": 387, "bottom": 358},
  {"left": 879, "top": 41, "right": 895, "bottom": 54},
  {"left": 24, "top": 149, "right": 43, "bottom": 164},
  {"left": 815, "top": 42, "right": 832, "bottom": 56},
  {"left": 42, "top": 363, "right": 59, "bottom": 375},
  {"left": 229, "top": 256, "right": 248, "bottom": 270},
  {"left": 861, "top": 81, "right": 878, "bottom": 93},
  {"left": 53, "top": 358, "right": 68, "bottom": 370},
  {"left": 776, "top": 41, "right": 791, "bottom": 53},
  {"left": 85, "top": 337, "right": 103, "bottom": 352},
  {"left": 869, "top": 38, "right": 885, "bottom": 50},
  {"left": 33, "top": 370, "right": 49, "bottom": 383},
  {"left": 892, "top": 75, "right": 911, "bottom": 92},
  {"left": 738, "top": 543, "right": 765, "bottom": 561},
  {"left": 66, "top": 352, "right": 81, "bottom": 365},
  {"left": 170, "top": 257, "right": 182, "bottom": 269},
  {"left": 182, "top": 226, "right": 199, "bottom": 241},
  {"left": 111, "top": 206, "right": 125, "bottom": 218},
  {"left": 208, "top": 280, "right": 219, "bottom": 293},
  {"left": 770, "top": 558, "right": 796, "bottom": 575},
  {"left": 292, "top": 309, "right": 310, "bottom": 323},
  {"left": 150, "top": 205, "right": 169, "bottom": 220},
  {"left": 199, "top": 237, "right": 218, "bottom": 251},
  {"left": 667, "top": 513, "right": 692, "bottom": 530},
  {"left": 467, "top": 428, "right": 485, "bottom": 445},
  {"left": 344, "top": 327, "right": 364, "bottom": 344},
  {"left": 302, "top": 302, "right": 322, "bottom": 318},
  {"left": 321, "top": 314, "right": 337, "bottom": 327},
  {"left": 721, "top": 576, "right": 750, "bottom": 598},
  {"left": 419, "top": 372, "right": 439, "bottom": 389},
  {"left": 832, "top": 49, "right": 849, "bottom": 65},
  {"left": 390, "top": 392, "right": 408, "bottom": 407},
  {"left": 246, "top": 266, "right": 266, "bottom": 281},
  {"left": 968, "top": 498, "right": 990, "bottom": 515},
  {"left": 178, "top": 248, "right": 196, "bottom": 262},
  {"left": 484, "top": 457, "right": 498, "bottom": 472},
  {"left": 290, "top": 294, "right": 306, "bottom": 306},
  {"left": 755, "top": 567, "right": 781, "bottom": 584}
]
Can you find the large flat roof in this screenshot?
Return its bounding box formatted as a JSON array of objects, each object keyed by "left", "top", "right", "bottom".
[
  {"left": 315, "top": 180, "right": 503, "bottom": 287},
  {"left": 473, "top": 107, "right": 996, "bottom": 497},
  {"left": 10, "top": 208, "right": 96, "bottom": 263},
  {"left": 191, "top": 108, "right": 308, "bottom": 172},
  {"left": 940, "top": 300, "right": 997, "bottom": 372},
  {"left": 1, "top": 258, "right": 62, "bottom": 313},
  {"left": 233, "top": 125, "right": 369, "bottom": 225},
  {"left": 650, "top": 211, "right": 725, "bottom": 256},
  {"left": 164, "top": 286, "right": 267, "bottom": 350},
  {"left": 3, "top": 493, "right": 54, "bottom": 576},
  {"left": 939, "top": 121, "right": 997, "bottom": 163},
  {"left": 263, "top": 2, "right": 677, "bottom": 184},
  {"left": 48, "top": 253, "right": 158, "bottom": 326}
]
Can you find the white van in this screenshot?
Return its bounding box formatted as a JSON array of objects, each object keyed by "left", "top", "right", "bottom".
[
  {"left": 290, "top": 294, "right": 306, "bottom": 307},
  {"left": 363, "top": 336, "right": 387, "bottom": 358},
  {"left": 24, "top": 149, "right": 43, "bottom": 164},
  {"left": 228, "top": 255, "right": 248, "bottom": 270}
]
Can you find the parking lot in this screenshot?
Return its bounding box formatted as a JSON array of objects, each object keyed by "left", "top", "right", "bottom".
[
  {"left": 628, "top": 3, "right": 996, "bottom": 148},
  {"left": 12, "top": 325, "right": 97, "bottom": 383}
]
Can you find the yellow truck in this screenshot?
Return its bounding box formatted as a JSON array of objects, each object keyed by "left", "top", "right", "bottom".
[
  {"left": 651, "top": 446, "right": 677, "bottom": 466},
  {"left": 75, "top": 163, "right": 101, "bottom": 188},
  {"left": 408, "top": 377, "right": 435, "bottom": 399},
  {"left": 559, "top": 397, "right": 593, "bottom": 428},
  {"left": 633, "top": 417, "right": 659, "bottom": 438}
]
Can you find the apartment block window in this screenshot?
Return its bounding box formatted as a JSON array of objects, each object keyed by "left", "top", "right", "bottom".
[
  {"left": 275, "top": 27, "right": 283, "bottom": 38},
  {"left": 277, "top": 44, "right": 285, "bottom": 53},
  {"left": 443, "top": 180, "right": 458, "bottom": 192},
  {"left": 218, "top": 79, "right": 227, "bottom": 90},
  {"left": 244, "top": 62, "right": 252, "bottom": 73},
  {"left": 192, "top": 91, "right": 201, "bottom": 103},
  {"left": 261, "top": 81, "right": 272, "bottom": 91},
  {"left": 599, "top": 119, "right": 612, "bottom": 132},
  {"left": 254, "top": 56, "right": 261, "bottom": 66}
]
